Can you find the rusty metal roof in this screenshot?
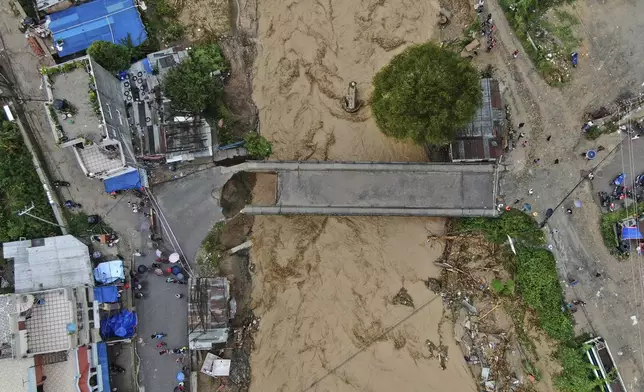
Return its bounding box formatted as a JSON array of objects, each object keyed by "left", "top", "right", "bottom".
[{"left": 451, "top": 79, "right": 505, "bottom": 162}]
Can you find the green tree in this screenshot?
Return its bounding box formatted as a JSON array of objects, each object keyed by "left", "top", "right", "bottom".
[
  {"left": 87, "top": 41, "right": 132, "bottom": 73},
  {"left": 371, "top": 42, "right": 482, "bottom": 145},
  {"left": 243, "top": 132, "right": 272, "bottom": 158},
  {"left": 0, "top": 121, "right": 60, "bottom": 241},
  {"left": 162, "top": 43, "right": 228, "bottom": 114}
]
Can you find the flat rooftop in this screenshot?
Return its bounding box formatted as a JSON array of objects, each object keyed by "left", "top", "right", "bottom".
[
  {"left": 24, "top": 289, "right": 74, "bottom": 354},
  {"left": 239, "top": 162, "right": 499, "bottom": 216},
  {"left": 42, "top": 358, "right": 78, "bottom": 392},
  {"left": 51, "top": 68, "right": 103, "bottom": 142},
  {"left": 4, "top": 235, "right": 92, "bottom": 293},
  {"left": 0, "top": 295, "right": 16, "bottom": 359}
]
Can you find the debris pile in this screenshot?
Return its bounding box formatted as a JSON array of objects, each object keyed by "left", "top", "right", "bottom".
[{"left": 425, "top": 231, "right": 544, "bottom": 391}]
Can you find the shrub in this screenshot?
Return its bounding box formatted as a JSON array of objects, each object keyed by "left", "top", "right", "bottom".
[{"left": 243, "top": 132, "right": 272, "bottom": 159}]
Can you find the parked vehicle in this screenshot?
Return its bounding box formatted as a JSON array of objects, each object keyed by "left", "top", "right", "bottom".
[{"left": 52, "top": 180, "right": 70, "bottom": 187}]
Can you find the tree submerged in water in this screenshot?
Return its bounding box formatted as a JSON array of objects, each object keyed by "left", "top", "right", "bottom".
[{"left": 371, "top": 42, "right": 482, "bottom": 146}]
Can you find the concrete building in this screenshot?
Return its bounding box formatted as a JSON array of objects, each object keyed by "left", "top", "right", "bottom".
[
  {"left": 127, "top": 47, "right": 216, "bottom": 162},
  {"left": 0, "top": 235, "right": 113, "bottom": 391},
  {"left": 3, "top": 235, "right": 92, "bottom": 293},
  {"left": 44, "top": 57, "right": 143, "bottom": 183},
  {"left": 188, "top": 277, "right": 231, "bottom": 350},
  {"left": 450, "top": 78, "right": 506, "bottom": 163}
]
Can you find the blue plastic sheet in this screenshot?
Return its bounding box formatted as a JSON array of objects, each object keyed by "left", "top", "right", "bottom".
[
  {"left": 94, "top": 260, "right": 124, "bottom": 284},
  {"left": 94, "top": 286, "right": 119, "bottom": 303},
  {"left": 103, "top": 168, "right": 142, "bottom": 193},
  {"left": 621, "top": 226, "right": 643, "bottom": 240},
  {"left": 100, "top": 309, "right": 137, "bottom": 339},
  {"left": 97, "top": 343, "right": 111, "bottom": 392}
]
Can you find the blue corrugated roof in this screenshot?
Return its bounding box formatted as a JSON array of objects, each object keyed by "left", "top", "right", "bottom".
[{"left": 49, "top": 0, "right": 147, "bottom": 57}]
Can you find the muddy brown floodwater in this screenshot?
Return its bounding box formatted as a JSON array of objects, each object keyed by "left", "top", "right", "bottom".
[{"left": 249, "top": 0, "right": 477, "bottom": 391}]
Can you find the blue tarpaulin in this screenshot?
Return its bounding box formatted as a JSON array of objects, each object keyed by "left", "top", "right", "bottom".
[
  {"left": 142, "top": 58, "right": 153, "bottom": 73},
  {"left": 103, "top": 168, "right": 143, "bottom": 193},
  {"left": 97, "top": 343, "right": 111, "bottom": 392},
  {"left": 94, "top": 285, "right": 119, "bottom": 303},
  {"left": 93, "top": 260, "right": 124, "bottom": 284},
  {"left": 48, "top": 0, "right": 147, "bottom": 58},
  {"left": 621, "top": 226, "right": 643, "bottom": 240},
  {"left": 100, "top": 309, "right": 137, "bottom": 339}
]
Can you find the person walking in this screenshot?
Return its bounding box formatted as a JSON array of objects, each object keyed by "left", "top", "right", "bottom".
[{"left": 512, "top": 50, "right": 520, "bottom": 58}]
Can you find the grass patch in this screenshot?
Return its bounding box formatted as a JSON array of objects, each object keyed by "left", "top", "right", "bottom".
[
  {"left": 585, "top": 121, "right": 617, "bottom": 140},
  {"left": 498, "top": 0, "right": 579, "bottom": 85},
  {"left": 65, "top": 211, "right": 113, "bottom": 238},
  {"left": 599, "top": 205, "right": 640, "bottom": 251},
  {"left": 455, "top": 209, "right": 600, "bottom": 391},
  {"left": 141, "top": 0, "right": 185, "bottom": 48},
  {"left": 200, "top": 221, "right": 226, "bottom": 269}
]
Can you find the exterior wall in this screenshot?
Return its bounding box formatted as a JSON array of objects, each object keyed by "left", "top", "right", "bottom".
[{"left": 89, "top": 57, "right": 136, "bottom": 167}]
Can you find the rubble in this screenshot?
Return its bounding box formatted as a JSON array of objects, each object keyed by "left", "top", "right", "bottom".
[{"left": 392, "top": 287, "right": 414, "bottom": 307}]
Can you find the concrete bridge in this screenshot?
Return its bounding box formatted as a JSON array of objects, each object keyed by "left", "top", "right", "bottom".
[{"left": 223, "top": 161, "right": 500, "bottom": 218}]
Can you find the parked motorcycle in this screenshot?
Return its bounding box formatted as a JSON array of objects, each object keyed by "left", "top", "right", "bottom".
[
  {"left": 52, "top": 180, "right": 70, "bottom": 187},
  {"left": 151, "top": 333, "right": 166, "bottom": 339},
  {"left": 63, "top": 200, "right": 82, "bottom": 209},
  {"left": 598, "top": 191, "right": 612, "bottom": 207},
  {"left": 109, "top": 364, "right": 125, "bottom": 374}
]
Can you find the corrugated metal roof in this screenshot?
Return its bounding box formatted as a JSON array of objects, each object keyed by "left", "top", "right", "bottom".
[
  {"left": 450, "top": 78, "right": 505, "bottom": 162},
  {"left": 48, "top": 0, "right": 147, "bottom": 57},
  {"left": 3, "top": 235, "right": 92, "bottom": 293}
]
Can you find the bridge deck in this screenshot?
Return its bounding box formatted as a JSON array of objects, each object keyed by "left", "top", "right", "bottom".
[{"left": 232, "top": 161, "right": 499, "bottom": 217}]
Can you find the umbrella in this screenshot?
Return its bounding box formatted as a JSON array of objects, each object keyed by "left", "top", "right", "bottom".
[
  {"left": 137, "top": 265, "right": 148, "bottom": 274},
  {"left": 169, "top": 253, "right": 180, "bottom": 263},
  {"left": 522, "top": 203, "right": 532, "bottom": 212},
  {"left": 586, "top": 150, "right": 597, "bottom": 160},
  {"left": 545, "top": 208, "right": 554, "bottom": 218},
  {"left": 176, "top": 371, "right": 185, "bottom": 382},
  {"left": 155, "top": 249, "right": 163, "bottom": 258},
  {"left": 574, "top": 199, "right": 583, "bottom": 208},
  {"left": 154, "top": 268, "right": 163, "bottom": 276},
  {"left": 176, "top": 273, "right": 185, "bottom": 281},
  {"left": 171, "top": 266, "right": 182, "bottom": 275}
]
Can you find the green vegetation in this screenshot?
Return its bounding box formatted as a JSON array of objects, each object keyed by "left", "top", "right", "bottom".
[
  {"left": 0, "top": 121, "right": 60, "bottom": 241},
  {"left": 499, "top": 0, "right": 578, "bottom": 85},
  {"left": 199, "top": 221, "right": 226, "bottom": 269},
  {"left": 585, "top": 121, "right": 617, "bottom": 140},
  {"left": 455, "top": 208, "right": 545, "bottom": 246},
  {"left": 87, "top": 41, "right": 132, "bottom": 73},
  {"left": 40, "top": 59, "right": 88, "bottom": 77},
  {"left": 162, "top": 43, "right": 228, "bottom": 115},
  {"left": 371, "top": 42, "right": 482, "bottom": 146},
  {"left": 455, "top": 209, "right": 600, "bottom": 391},
  {"left": 143, "top": 0, "right": 185, "bottom": 46},
  {"left": 243, "top": 132, "right": 272, "bottom": 159},
  {"left": 599, "top": 205, "right": 640, "bottom": 251},
  {"left": 553, "top": 345, "right": 604, "bottom": 392},
  {"left": 491, "top": 278, "right": 515, "bottom": 296}
]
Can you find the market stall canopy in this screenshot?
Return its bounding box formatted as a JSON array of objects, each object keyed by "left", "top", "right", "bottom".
[
  {"left": 93, "top": 260, "right": 124, "bottom": 284},
  {"left": 93, "top": 285, "right": 119, "bottom": 303},
  {"left": 103, "top": 167, "right": 146, "bottom": 193},
  {"left": 621, "top": 226, "right": 643, "bottom": 240}
]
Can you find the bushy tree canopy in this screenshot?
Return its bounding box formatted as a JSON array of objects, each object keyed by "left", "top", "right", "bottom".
[
  {"left": 371, "top": 42, "right": 482, "bottom": 145},
  {"left": 87, "top": 41, "right": 132, "bottom": 73},
  {"left": 243, "top": 132, "right": 272, "bottom": 158},
  {"left": 162, "top": 44, "right": 228, "bottom": 114}
]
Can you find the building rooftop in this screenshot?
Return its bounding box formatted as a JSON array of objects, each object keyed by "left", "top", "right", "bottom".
[
  {"left": 127, "top": 47, "right": 215, "bottom": 160},
  {"left": 0, "top": 295, "right": 16, "bottom": 359},
  {"left": 42, "top": 356, "right": 79, "bottom": 392},
  {"left": 0, "top": 357, "right": 34, "bottom": 392},
  {"left": 188, "top": 278, "right": 230, "bottom": 348},
  {"left": 23, "top": 289, "right": 74, "bottom": 355},
  {"left": 3, "top": 235, "right": 92, "bottom": 293},
  {"left": 50, "top": 67, "right": 104, "bottom": 142},
  {"left": 48, "top": 0, "right": 147, "bottom": 57},
  {"left": 37, "top": 0, "right": 68, "bottom": 11},
  {"left": 450, "top": 78, "right": 505, "bottom": 162}
]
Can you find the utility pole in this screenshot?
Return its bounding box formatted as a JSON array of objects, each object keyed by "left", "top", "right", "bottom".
[{"left": 17, "top": 202, "right": 64, "bottom": 228}]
